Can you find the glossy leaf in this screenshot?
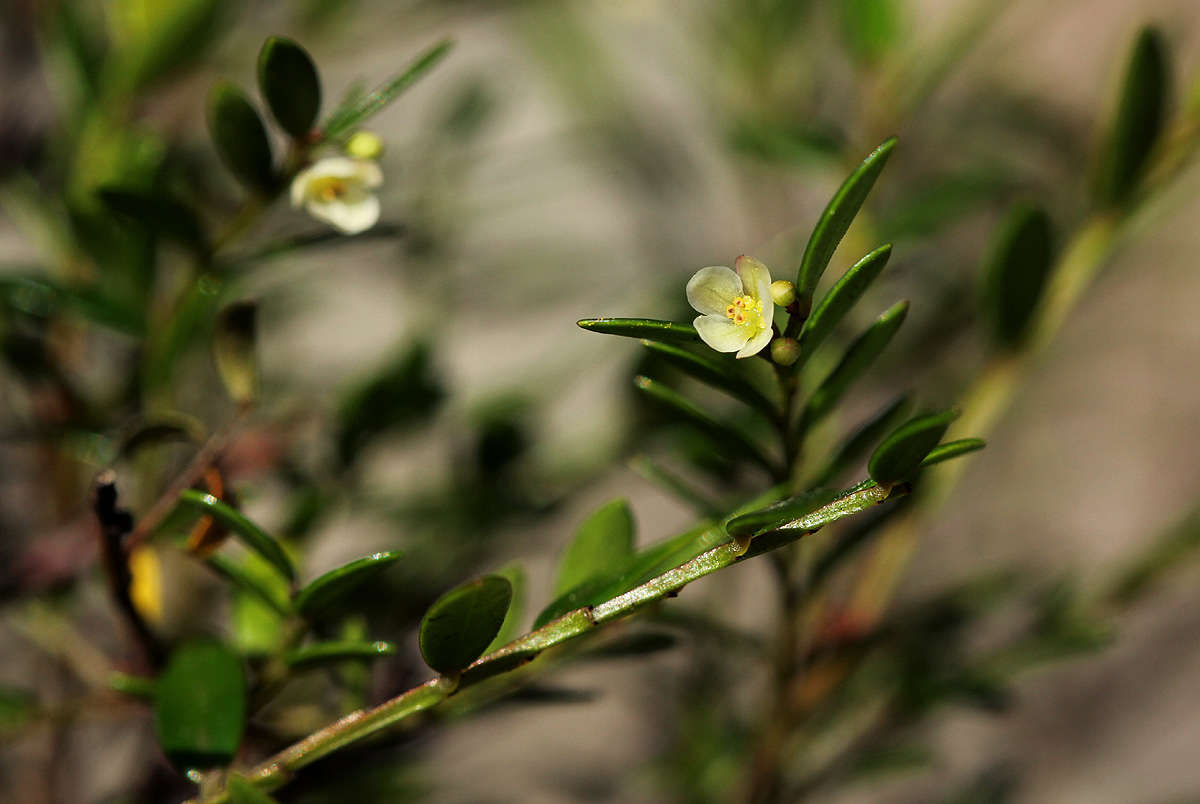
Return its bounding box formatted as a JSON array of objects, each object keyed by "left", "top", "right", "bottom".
[
  {"left": 797, "top": 137, "right": 897, "bottom": 296},
  {"left": 868, "top": 410, "right": 959, "bottom": 484},
  {"left": 294, "top": 551, "right": 403, "bottom": 621},
  {"left": 634, "top": 375, "right": 777, "bottom": 475},
  {"left": 257, "top": 37, "right": 321, "bottom": 139},
  {"left": 980, "top": 205, "right": 1054, "bottom": 347},
  {"left": 285, "top": 641, "right": 397, "bottom": 671},
  {"left": 419, "top": 575, "right": 513, "bottom": 675},
  {"left": 1094, "top": 27, "right": 1168, "bottom": 208},
  {"left": 725, "top": 487, "right": 841, "bottom": 539},
  {"left": 640, "top": 340, "right": 779, "bottom": 419},
  {"left": 920, "top": 438, "right": 986, "bottom": 468},
  {"left": 154, "top": 642, "right": 245, "bottom": 769},
  {"left": 213, "top": 301, "right": 258, "bottom": 407},
  {"left": 799, "top": 243, "right": 893, "bottom": 360},
  {"left": 207, "top": 81, "right": 275, "bottom": 193},
  {"left": 737, "top": 480, "right": 895, "bottom": 560},
  {"left": 554, "top": 499, "right": 635, "bottom": 596},
  {"left": 206, "top": 553, "right": 291, "bottom": 617},
  {"left": 96, "top": 186, "right": 209, "bottom": 253},
  {"left": 577, "top": 317, "right": 698, "bottom": 343},
  {"left": 803, "top": 300, "right": 909, "bottom": 424},
  {"left": 813, "top": 393, "right": 912, "bottom": 486},
  {"left": 178, "top": 490, "right": 294, "bottom": 582},
  {"left": 322, "top": 40, "right": 453, "bottom": 139},
  {"left": 485, "top": 563, "right": 527, "bottom": 653},
  {"left": 228, "top": 774, "right": 280, "bottom": 804}
]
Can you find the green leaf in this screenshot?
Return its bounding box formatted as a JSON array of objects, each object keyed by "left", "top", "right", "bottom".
[
  {"left": 0, "top": 686, "right": 37, "bottom": 733},
  {"left": 868, "top": 409, "right": 958, "bottom": 484},
  {"left": 803, "top": 300, "right": 909, "bottom": 424},
  {"left": 555, "top": 499, "right": 636, "bottom": 596},
  {"left": 634, "top": 375, "right": 778, "bottom": 475},
  {"left": 285, "top": 641, "right": 397, "bottom": 671},
  {"left": 108, "top": 0, "right": 225, "bottom": 92},
  {"left": 813, "top": 393, "right": 912, "bottom": 486},
  {"left": 257, "top": 37, "right": 321, "bottom": 139},
  {"left": 485, "top": 563, "right": 526, "bottom": 653},
  {"left": 96, "top": 186, "right": 209, "bottom": 254},
  {"left": 322, "top": 40, "right": 454, "bottom": 139},
  {"left": 725, "top": 487, "right": 841, "bottom": 539},
  {"left": 839, "top": 0, "right": 904, "bottom": 65},
  {"left": 920, "top": 438, "right": 986, "bottom": 468},
  {"left": 228, "top": 774, "right": 280, "bottom": 804},
  {"left": 107, "top": 672, "right": 157, "bottom": 700},
  {"left": 640, "top": 340, "right": 779, "bottom": 420},
  {"left": 1093, "top": 27, "right": 1169, "bottom": 208},
  {"left": 736, "top": 480, "right": 896, "bottom": 560},
  {"left": 213, "top": 300, "right": 258, "bottom": 407},
  {"left": 577, "top": 317, "right": 698, "bottom": 344},
  {"left": 797, "top": 137, "right": 897, "bottom": 296},
  {"left": 799, "top": 243, "right": 893, "bottom": 361},
  {"left": 178, "top": 490, "right": 295, "bottom": 582},
  {"left": 980, "top": 205, "right": 1054, "bottom": 347},
  {"left": 206, "top": 552, "right": 291, "bottom": 617},
  {"left": 207, "top": 81, "right": 275, "bottom": 194},
  {"left": 143, "top": 273, "right": 224, "bottom": 395},
  {"left": 154, "top": 642, "right": 245, "bottom": 769},
  {"left": 294, "top": 551, "right": 403, "bottom": 621},
  {"left": 419, "top": 575, "right": 513, "bottom": 674}
]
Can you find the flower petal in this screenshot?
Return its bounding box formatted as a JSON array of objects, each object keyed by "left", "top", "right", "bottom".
[
  {"left": 694, "top": 315, "right": 750, "bottom": 353},
  {"left": 736, "top": 322, "right": 773, "bottom": 359},
  {"left": 734, "top": 255, "right": 772, "bottom": 305},
  {"left": 290, "top": 167, "right": 316, "bottom": 207},
  {"left": 305, "top": 195, "right": 381, "bottom": 234},
  {"left": 686, "top": 266, "right": 742, "bottom": 316},
  {"left": 353, "top": 160, "right": 383, "bottom": 188}
]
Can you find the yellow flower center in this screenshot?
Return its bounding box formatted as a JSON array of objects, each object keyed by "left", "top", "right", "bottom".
[
  {"left": 312, "top": 177, "right": 349, "bottom": 202},
  {"left": 724, "top": 294, "right": 764, "bottom": 330}
]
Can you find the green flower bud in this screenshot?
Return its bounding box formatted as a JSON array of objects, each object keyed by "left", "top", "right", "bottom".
[
  {"left": 345, "top": 131, "right": 384, "bottom": 160},
  {"left": 770, "top": 337, "right": 801, "bottom": 366},
  {"left": 769, "top": 280, "right": 796, "bottom": 307}
]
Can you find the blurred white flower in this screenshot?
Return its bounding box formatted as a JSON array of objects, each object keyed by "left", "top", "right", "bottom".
[
  {"left": 290, "top": 157, "right": 382, "bottom": 234},
  {"left": 686, "top": 255, "right": 775, "bottom": 358}
]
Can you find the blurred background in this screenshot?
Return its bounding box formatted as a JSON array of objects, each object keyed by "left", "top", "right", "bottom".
[{"left": 1, "top": 0, "right": 1199, "bottom": 802}]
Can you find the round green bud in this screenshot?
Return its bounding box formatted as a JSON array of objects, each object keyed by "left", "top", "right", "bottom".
[
  {"left": 770, "top": 337, "right": 801, "bottom": 366},
  {"left": 769, "top": 280, "right": 796, "bottom": 307},
  {"left": 345, "top": 131, "right": 384, "bottom": 160}
]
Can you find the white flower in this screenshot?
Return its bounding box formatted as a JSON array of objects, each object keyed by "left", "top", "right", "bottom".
[
  {"left": 290, "top": 157, "right": 383, "bottom": 234},
  {"left": 686, "top": 255, "right": 775, "bottom": 358}
]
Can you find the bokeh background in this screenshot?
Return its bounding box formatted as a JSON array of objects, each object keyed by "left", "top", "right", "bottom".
[{"left": 1, "top": 0, "right": 1199, "bottom": 802}]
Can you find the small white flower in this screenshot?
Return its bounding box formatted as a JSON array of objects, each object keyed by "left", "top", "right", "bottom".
[
  {"left": 290, "top": 157, "right": 383, "bottom": 234},
  {"left": 686, "top": 255, "right": 775, "bottom": 358}
]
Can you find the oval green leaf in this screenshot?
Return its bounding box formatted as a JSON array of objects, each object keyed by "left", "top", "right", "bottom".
[
  {"left": 285, "top": 640, "right": 397, "bottom": 671},
  {"left": 554, "top": 499, "right": 635, "bottom": 597},
  {"left": 868, "top": 409, "right": 959, "bottom": 483},
  {"left": 803, "top": 299, "right": 909, "bottom": 424},
  {"left": 800, "top": 243, "right": 893, "bottom": 361},
  {"left": 919, "top": 437, "right": 986, "bottom": 468},
  {"left": 322, "top": 40, "right": 453, "bottom": 140},
  {"left": 577, "top": 317, "right": 699, "bottom": 343},
  {"left": 419, "top": 575, "right": 513, "bottom": 675},
  {"left": 1093, "top": 27, "right": 1168, "bottom": 208},
  {"left": 980, "top": 205, "right": 1054, "bottom": 347},
  {"left": 207, "top": 81, "right": 275, "bottom": 194},
  {"left": 294, "top": 551, "right": 403, "bottom": 620},
  {"left": 154, "top": 641, "right": 245, "bottom": 770},
  {"left": 485, "top": 563, "right": 527, "bottom": 653},
  {"left": 797, "top": 137, "right": 897, "bottom": 296},
  {"left": 178, "top": 490, "right": 295, "bottom": 582},
  {"left": 640, "top": 340, "right": 779, "bottom": 420},
  {"left": 258, "top": 37, "right": 321, "bottom": 139}
]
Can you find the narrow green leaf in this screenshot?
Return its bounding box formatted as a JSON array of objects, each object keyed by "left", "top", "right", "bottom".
[
  {"left": 739, "top": 480, "right": 894, "bottom": 560},
  {"left": 294, "top": 551, "right": 402, "bottom": 620},
  {"left": 206, "top": 553, "right": 292, "bottom": 617},
  {"left": 154, "top": 642, "right": 245, "bottom": 769},
  {"left": 419, "top": 575, "right": 513, "bottom": 674},
  {"left": 108, "top": 672, "right": 157, "bottom": 700},
  {"left": 797, "top": 137, "right": 897, "bottom": 295},
  {"left": 1109, "top": 505, "right": 1200, "bottom": 605},
  {"left": 178, "top": 490, "right": 294, "bottom": 582},
  {"left": 142, "top": 274, "right": 224, "bottom": 395},
  {"left": 485, "top": 563, "right": 526, "bottom": 653},
  {"left": 980, "top": 205, "right": 1054, "bottom": 347},
  {"left": 555, "top": 499, "right": 635, "bottom": 596},
  {"left": 803, "top": 300, "right": 909, "bottom": 424},
  {"left": 257, "top": 37, "right": 321, "bottom": 139},
  {"left": 634, "top": 375, "right": 778, "bottom": 475},
  {"left": 640, "top": 340, "right": 779, "bottom": 419},
  {"left": 228, "top": 774, "right": 280, "bottom": 804},
  {"left": 1094, "top": 27, "right": 1169, "bottom": 208},
  {"left": 322, "top": 40, "right": 453, "bottom": 139},
  {"left": 799, "top": 243, "right": 893, "bottom": 360},
  {"left": 213, "top": 300, "right": 258, "bottom": 407},
  {"left": 725, "top": 487, "right": 841, "bottom": 539},
  {"left": 0, "top": 274, "right": 144, "bottom": 335},
  {"left": 207, "top": 81, "right": 275, "bottom": 193},
  {"left": 840, "top": 0, "right": 904, "bottom": 65},
  {"left": 96, "top": 186, "right": 209, "bottom": 253},
  {"left": 577, "top": 317, "right": 698, "bottom": 343},
  {"left": 285, "top": 641, "right": 397, "bottom": 671},
  {"left": 868, "top": 409, "right": 959, "bottom": 483},
  {"left": 813, "top": 393, "right": 912, "bottom": 486},
  {"left": 920, "top": 438, "right": 986, "bottom": 468}
]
